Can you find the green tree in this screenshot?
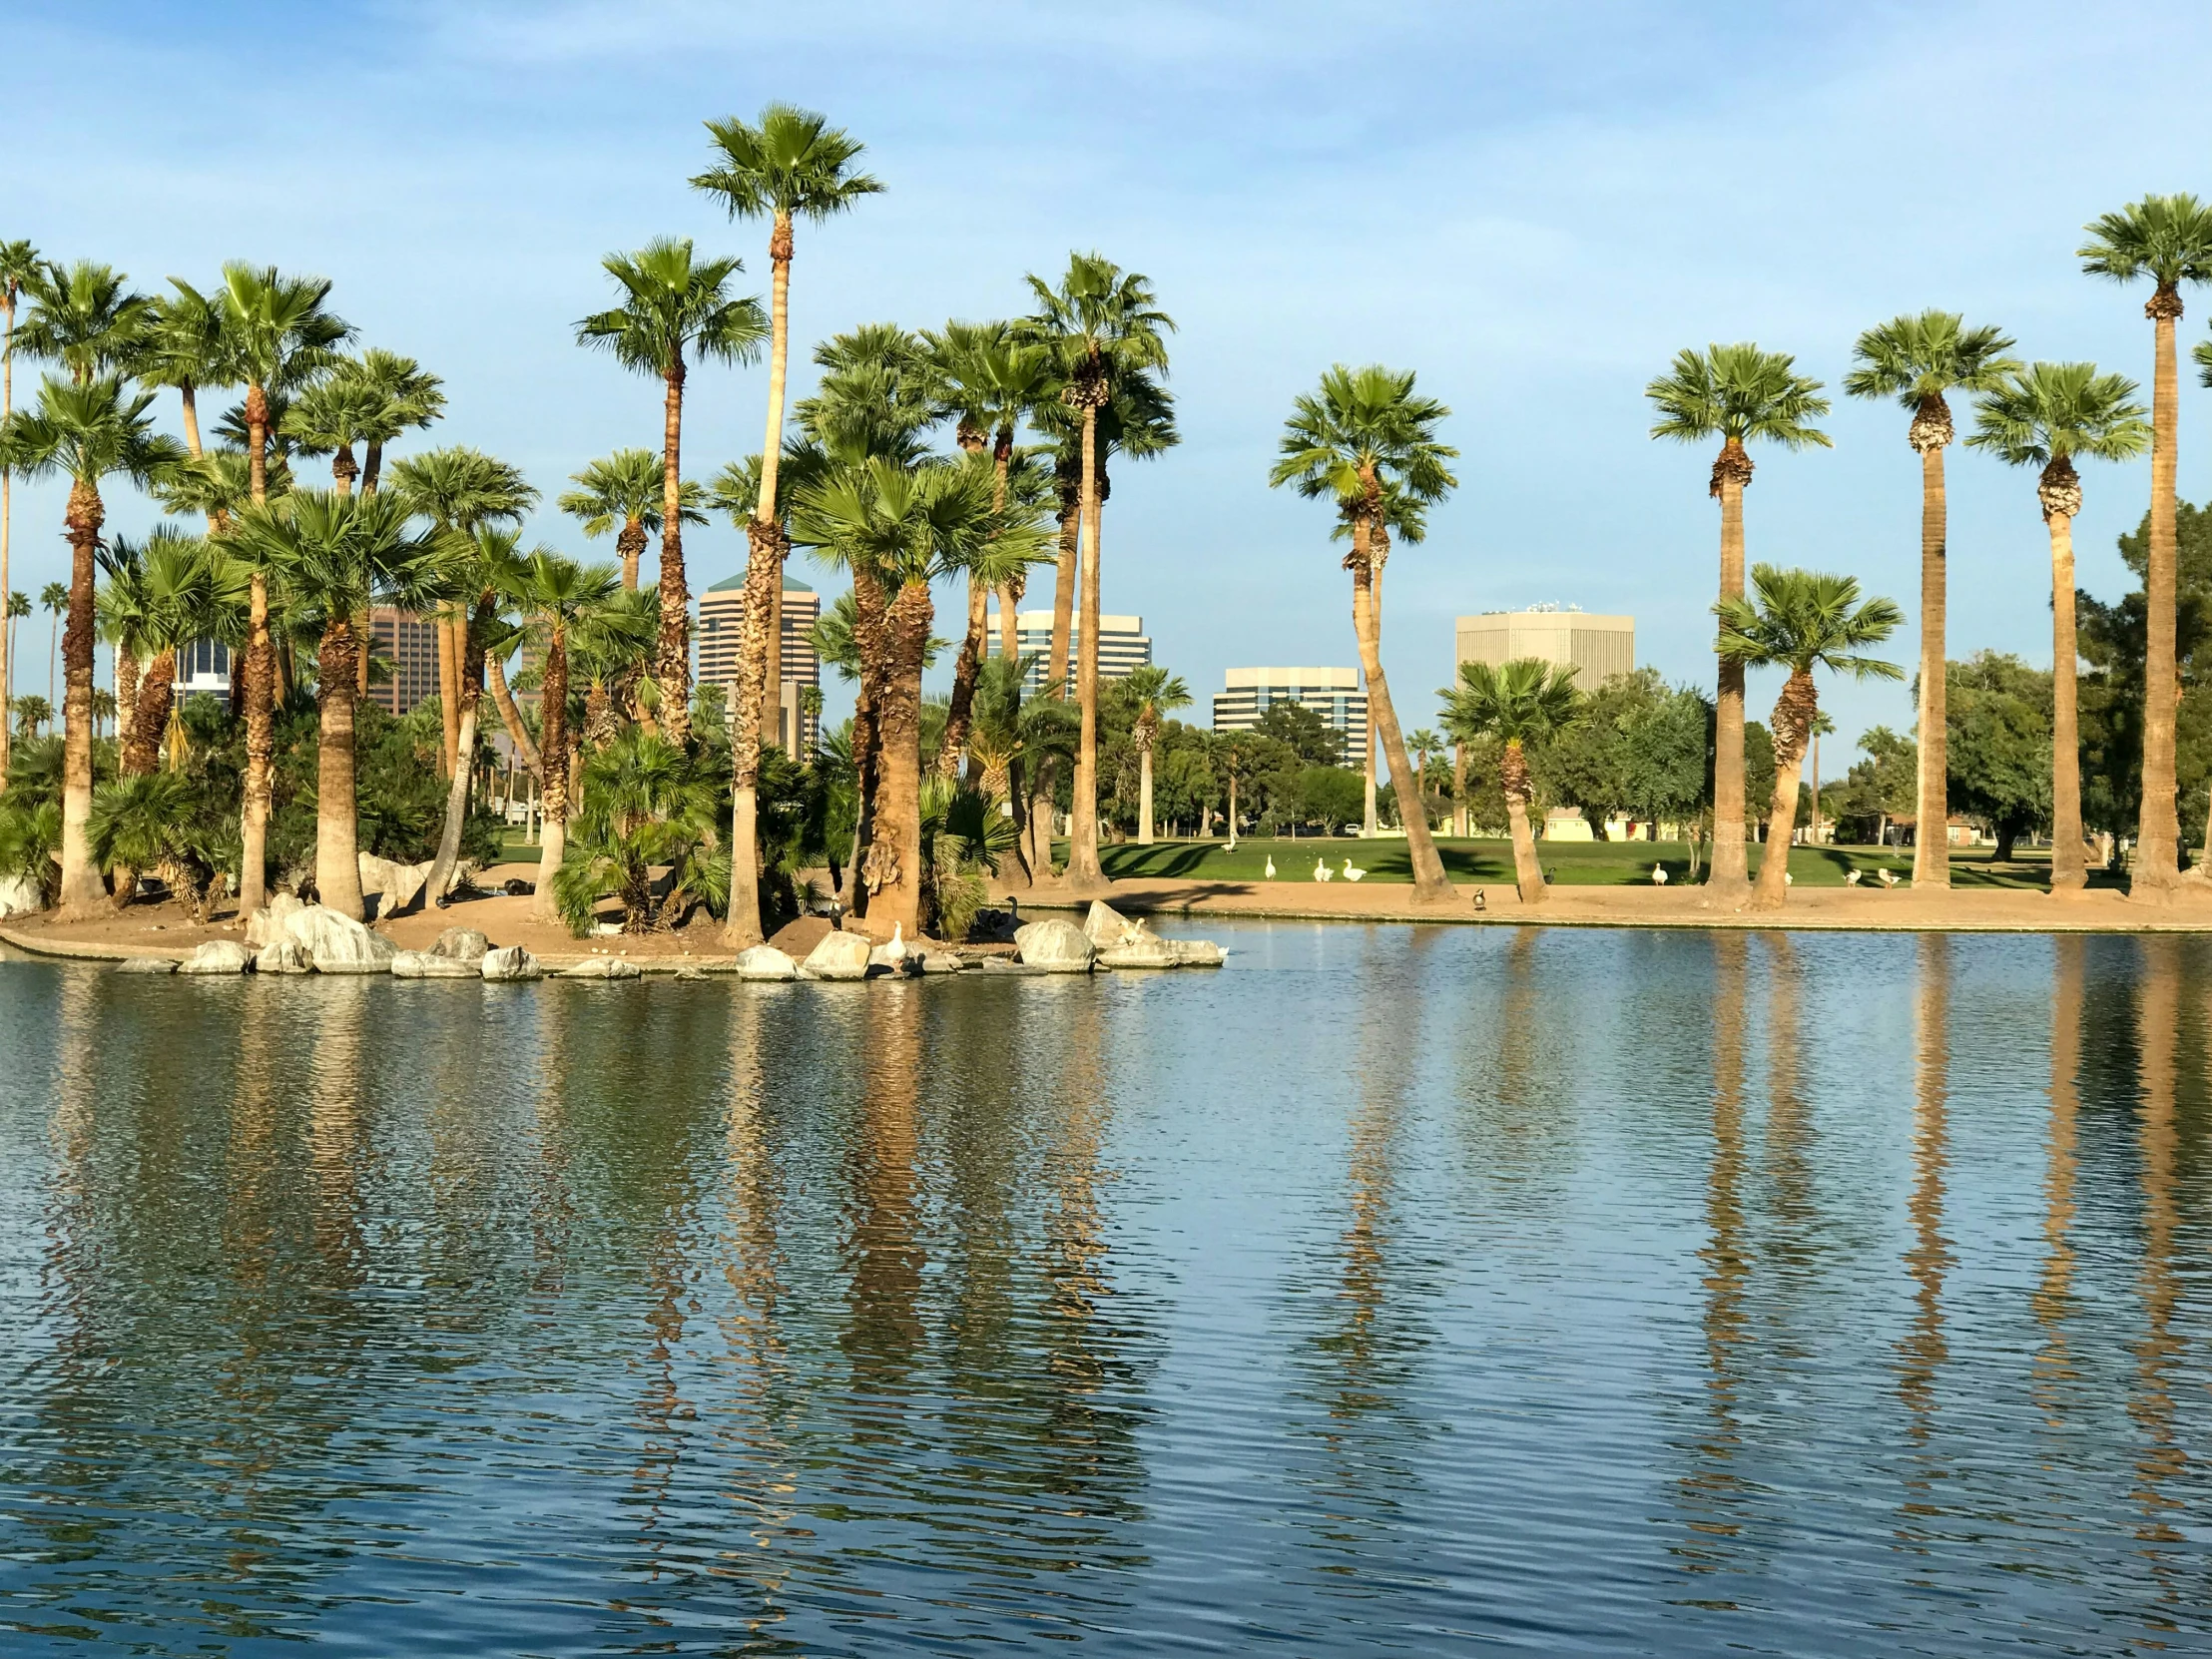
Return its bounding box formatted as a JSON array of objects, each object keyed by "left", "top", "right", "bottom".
[
  {"left": 1646, "top": 343, "right": 1832, "bottom": 897},
  {"left": 14, "top": 260, "right": 153, "bottom": 384},
  {"left": 0, "top": 240, "right": 39, "bottom": 794},
  {"left": 1123, "top": 665, "right": 1191, "bottom": 844},
  {"left": 1966, "top": 360, "right": 2148, "bottom": 886},
  {"left": 0, "top": 375, "right": 182, "bottom": 909},
  {"left": 503, "top": 552, "right": 621, "bottom": 921},
  {"left": 1844, "top": 309, "right": 2019, "bottom": 889},
  {"left": 1270, "top": 363, "right": 1460, "bottom": 905},
  {"left": 1443, "top": 657, "right": 1581, "bottom": 903},
  {"left": 1255, "top": 698, "right": 1342, "bottom": 766},
  {"left": 96, "top": 527, "right": 242, "bottom": 776},
  {"left": 1945, "top": 652, "right": 2052, "bottom": 861},
  {"left": 2078, "top": 195, "right": 2212, "bottom": 894},
  {"left": 1715, "top": 565, "right": 1905, "bottom": 908},
  {"left": 38, "top": 580, "right": 65, "bottom": 705},
  {"left": 558, "top": 448, "right": 705, "bottom": 594},
  {"left": 576, "top": 238, "right": 765, "bottom": 745}
]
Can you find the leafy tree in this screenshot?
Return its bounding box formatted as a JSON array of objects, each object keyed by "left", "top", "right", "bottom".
[
  {"left": 1619, "top": 680, "right": 1714, "bottom": 871},
  {"left": 1255, "top": 699, "right": 1343, "bottom": 766},
  {"left": 1647, "top": 342, "right": 1831, "bottom": 896},
  {"left": 552, "top": 728, "right": 724, "bottom": 935},
  {"left": 1946, "top": 652, "right": 2052, "bottom": 860},
  {"left": 1845, "top": 310, "right": 2018, "bottom": 889}
]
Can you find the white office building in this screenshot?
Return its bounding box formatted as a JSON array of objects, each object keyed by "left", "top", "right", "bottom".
[
  {"left": 1212, "top": 667, "right": 1368, "bottom": 744},
  {"left": 1455, "top": 605, "right": 1634, "bottom": 687},
  {"left": 985, "top": 607, "right": 1152, "bottom": 696}
]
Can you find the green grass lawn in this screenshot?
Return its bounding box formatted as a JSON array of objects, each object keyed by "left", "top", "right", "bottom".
[{"left": 1087, "top": 836, "right": 2090, "bottom": 890}]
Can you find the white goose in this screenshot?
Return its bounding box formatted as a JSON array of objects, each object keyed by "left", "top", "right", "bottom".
[
  {"left": 1264, "top": 854, "right": 1277, "bottom": 878},
  {"left": 1878, "top": 867, "right": 1900, "bottom": 889},
  {"left": 1314, "top": 858, "right": 1334, "bottom": 882},
  {"left": 1845, "top": 868, "right": 1862, "bottom": 885},
  {"left": 877, "top": 922, "right": 908, "bottom": 968},
  {"left": 1651, "top": 863, "right": 1669, "bottom": 885},
  {"left": 1342, "top": 859, "right": 1367, "bottom": 882}
]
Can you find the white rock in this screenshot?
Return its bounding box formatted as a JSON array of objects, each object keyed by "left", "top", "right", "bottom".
[
  {"left": 255, "top": 940, "right": 314, "bottom": 974},
  {"left": 558, "top": 956, "right": 641, "bottom": 979},
  {"left": 733, "top": 944, "right": 799, "bottom": 981},
  {"left": 803, "top": 929, "right": 873, "bottom": 981},
  {"left": 480, "top": 944, "right": 543, "bottom": 981},
  {"left": 358, "top": 852, "right": 431, "bottom": 916},
  {"left": 1167, "top": 938, "right": 1228, "bottom": 967},
  {"left": 177, "top": 939, "right": 253, "bottom": 975},
  {"left": 114, "top": 955, "right": 178, "bottom": 974},
  {"left": 1014, "top": 918, "right": 1095, "bottom": 973},
  {"left": 0, "top": 872, "right": 45, "bottom": 919},
  {"left": 919, "top": 951, "right": 966, "bottom": 974},
  {"left": 429, "top": 926, "right": 489, "bottom": 961},
  {"left": 244, "top": 891, "right": 306, "bottom": 948},
  {"left": 1097, "top": 932, "right": 1180, "bottom": 969},
  {"left": 1082, "top": 899, "right": 1137, "bottom": 947},
  {"left": 281, "top": 904, "right": 397, "bottom": 974},
  {"left": 391, "top": 949, "right": 479, "bottom": 978}
]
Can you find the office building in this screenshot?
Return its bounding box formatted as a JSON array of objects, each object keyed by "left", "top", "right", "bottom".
[
  {"left": 985, "top": 607, "right": 1152, "bottom": 695},
  {"left": 698, "top": 571, "right": 823, "bottom": 754},
  {"left": 1212, "top": 667, "right": 1368, "bottom": 747},
  {"left": 365, "top": 608, "right": 443, "bottom": 715},
  {"left": 172, "top": 637, "right": 233, "bottom": 701},
  {"left": 1454, "top": 605, "right": 1633, "bottom": 688}
]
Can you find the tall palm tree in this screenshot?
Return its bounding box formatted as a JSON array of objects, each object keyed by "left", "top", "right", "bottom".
[
  {"left": 1407, "top": 727, "right": 1440, "bottom": 829},
  {"left": 577, "top": 239, "right": 764, "bottom": 747},
  {"left": 215, "top": 262, "right": 350, "bottom": 915},
  {"left": 0, "top": 375, "right": 182, "bottom": 909},
  {"left": 282, "top": 370, "right": 383, "bottom": 495},
  {"left": 136, "top": 279, "right": 231, "bottom": 462},
  {"left": 693, "top": 102, "right": 882, "bottom": 742},
  {"left": 779, "top": 454, "right": 1014, "bottom": 939},
  {"left": 558, "top": 448, "right": 705, "bottom": 593},
  {"left": 349, "top": 348, "right": 445, "bottom": 495},
  {"left": 1269, "top": 363, "right": 1461, "bottom": 905},
  {"left": 96, "top": 526, "right": 243, "bottom": 776},
  {"left": 1645, "top": 343, "right": 1831, "bottom": 898},
  {"left": 1443, "top": 658, "right": 1580, "bottom": 904},
  {"left": 14, "top": 261, "right": 153, "bottom": 384},
  {"left": 1123, "top": 665, "right": 1191, "bottom": 844},
  {"left": 232, "top": 490, "right": 444, "bottom": 918},
  {"left": 502, "top": 552, "right": 621, "bottom": 920},
  {"left": 0, "top": 239, "right": 38, "bottom": 794},
  {"left": 389, "top": 448, "right": 537, "bottom": 905},
  {"left": 1844, "top": 310, "right": 2018, "bottom": 889},
  {"left": 39, "top": 581, "right": 66, "bottom": 705},
  {"left": 1019, "top": 256, "right": 1175, "bottom": 890},
  {"left": 1716, "top": 565, "right": 1904, "bottom": 910},
  {"left": 1965, "top": 362, "right": 2150, "bottom": 892},
  {"left": 2079, "top": 196, "right": 2212, "bottom": 896}
]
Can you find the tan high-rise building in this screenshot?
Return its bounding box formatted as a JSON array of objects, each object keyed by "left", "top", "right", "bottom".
[
  {"left": 365, "top": 608, "right": 442, "bottom": 715},
  {"left": 697, "top": 571, "right": 823, "bottom": 754},
  {"left": 1454, "top": 606, "right": 1633, "bottom": 688}
]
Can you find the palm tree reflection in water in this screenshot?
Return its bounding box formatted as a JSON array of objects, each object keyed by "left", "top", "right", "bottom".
[
  {"left": 2032, "top": 937, "right": 2084, "bottom": 1421},
  {"left": 1898, "top": 933, "right": 1953, "bottom": 1535},
  {"left": 2129, "top": 937, "right": 2184, "bottom": 1597}
]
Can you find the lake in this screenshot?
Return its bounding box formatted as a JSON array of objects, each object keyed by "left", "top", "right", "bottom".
[{"left": 1, "top": 922, "right": 2207, "bottom": 1655}]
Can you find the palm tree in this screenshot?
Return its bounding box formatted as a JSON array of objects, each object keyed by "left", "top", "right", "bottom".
[
  {"left": 551, "top": 729, "right": 724, "bottom": 935},
  {"left": 215, "top": 263, "right": 351, "bottom": 915},
  {"left": 0, "top": 375, "right": 182, "bottom": 909},
  {"left": 1645, "top": 343, "right": 1831, "bottom": 898},
  {"left": 39, "top": 581, "right": 66, "bottom": 705},
  {"left": 135, "top": 279, "right": 231, "bottom": 462},
  {"left": 558, "top": 448, "right": 705, "bottom": 593},
  {"left": 1806, "top": 710, "right": 1835, "bottom": 845},
  {"left": 348, "top": 349, "right": 445, "bottom": 495},
  {"left": 1123, "top": 665, "right": 1191, "bottom": 844},
  {"left": 232, "top": 490, "right": 443, "bottom": 918},
  {"left": 11, "top": 694, "right": 51, "bottom": 739},
  {"left": 576, "top": 238, "right": 765, "bottom": 746},
  {"left": 1715, "top": 565, "right": 1905, "bottom": 909},
  {"left": 1270, "top": 363, "right": 1461, "bottom": 905},
  {"left": 780, "top": 454, "right": 1007, "bottom": 939},
  {"left": 503, "top": 551, "right": 622, "bottom": 921},
  {"left": 693, "top": 102, "right": 882, "bottom": 743},
  {"left": 282, "top": 370, "right": 383, "bottom": 495},
  {"left": 1844, "top": 311, "right": 2018, "bottom": 889},
  {"left": 1444, "top": 658, "right": 1581, "bottom": 904},
  {"left": 2078, "top": 196, "right": 2212, "bottom": 895},
  {"left": 96, "top": 527, "right": 243, "bottom": 776},
  {"left": 1407, "top": 727, "right": 1440, "bottom": 829},
  {"left": 0, "top": 240, "right": 38, "bottom": 795},
  {"left": 14, "top": 261, "right": 153, "bottom": 384},
  {"left": 1965, "top": 362, "right": 2150, "bottom": 891},
  {"left": 1019, "top": 257, "right": 1176, "bottom": 889}
]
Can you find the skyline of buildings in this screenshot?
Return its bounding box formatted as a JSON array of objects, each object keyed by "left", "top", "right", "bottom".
[
  {"left": 698, "top": 571, "right": 824, "bottom": 755},
  {"left": 1212, "top": 666, "right": 1368, "bottom": 747},
  {"left": 985, "top": 607, "right": 1153, "bottom": 697}
]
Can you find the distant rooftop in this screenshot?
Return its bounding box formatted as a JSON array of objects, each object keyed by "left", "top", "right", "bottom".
[
  {"left": 706, "top": 571, "right": 815, "bottom": 594},
  {"left": 1224, "top": 667, "right": 1359, "bottom": 690}
]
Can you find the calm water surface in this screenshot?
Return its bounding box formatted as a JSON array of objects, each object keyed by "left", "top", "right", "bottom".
[{"left": 1, "top": 923, "right": 2208, "bottom": 1655}]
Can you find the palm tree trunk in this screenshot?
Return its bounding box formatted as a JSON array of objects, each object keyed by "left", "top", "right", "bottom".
[
  {"left": 720, "top": 523, "right": 784, "bottom": 947},
  {"left": 658, "top": 356, "right": 693, "bottom": 747},
  {"left": 436, "top": 611, "right": 461, "bottom": 777},
  {"left": 617, "top": 519, "right": 645, "bottom": 593},
  {"left": 1351, "top": 519, "right": 1456, "bottom": 904},
  {"left": 315, "top": 619, "right": 366, "bottom": 919},
  {"left": 123, "top": 648, "right": 173, "bottom": 777},
  {"left": 937, "top": 571, "right": 988, "bottom": 781},
  {"left": 868, "top": 581, "right": 932, "bottom": 936},
  {"left": 240, "top": 571, "right": 275, "bottom": 915},
  {"left": 751, "top": 214, "right": 797, "bottom": 749},
  {"left": 1364, "top": 568, "right": 1380, "bottom": 833},
  {"left": 533, "top": 629, "right": 569, "bottom": 923},
  {"left": 424, "top": 609, "right": 484, "bottom": 909},
  {"left": 486, "top": 652, "right": 542, "bottom": 779},
  {"left": 2138, "top": 290, "right": 2185, "bottom": 893},
  {"left": 1066, "top": 412, "right": 1107, "bottom": 890},
  {"left": 1913, "top": 427, "right": 1950, "bottom": 887},
  {"left": 1139, "top": 741, "right": 1154, "bottom": 844},
  {"left": 2047, "top": 495, "right": 2088, "bottom": 891},
  {"left": 56, "top": 483, "right": 104, "bottom": 912},
  {"left": 1710, "top": 445, "right": 1751, "bottom": 897},
  {"left": 1752, "top": 672, "right": 1817, "bottom": 909},
  {"left": 1501, "top": 742, "right": 1543, "bottom": 904},
  {"left": 1452, "top": 742, "right": 1468, "bottom": 836},
  {"left": 1227, "top": 770, "right": 1239, "bottom": 848},
  {"left": 115, "top": 649, "right": 138, "bottom": 756},
  {"left": 1027, "top": 463, "right": 1081, "bottom": 887}
]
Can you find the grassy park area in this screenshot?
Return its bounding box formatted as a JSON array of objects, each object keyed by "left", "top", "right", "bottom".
[{"left": 1089, "top": 836, "right": 2091, "bottom": 890}]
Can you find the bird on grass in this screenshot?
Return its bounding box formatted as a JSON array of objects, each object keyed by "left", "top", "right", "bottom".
[
  {"left": 1651, "top": 863, "right": 1669, "bottom": 885},
  {"left": 1845, "top": 868, "right": 1862, "bottom": 885},
  {"left": 1342, "top": 859, "right": 1366, "bottom": 882},
  {"left": 1878, "top": 867, "right": 1900, "bottom": 888},
  {"left": 1264, "top": 855, "right": 1277, "bottom": 878},
  {"left": 1314, "top": 858, "right": 1334, "bottom": 882}
]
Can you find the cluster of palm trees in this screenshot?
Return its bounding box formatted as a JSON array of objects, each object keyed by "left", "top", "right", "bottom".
[{"left": 1626, "top": 193, "right": 2212, "bottom": 907}]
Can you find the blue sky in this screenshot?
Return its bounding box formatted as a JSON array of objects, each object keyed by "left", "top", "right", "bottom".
[{"left": 8, "top": 0, "right": 2212, "bottom": 772}]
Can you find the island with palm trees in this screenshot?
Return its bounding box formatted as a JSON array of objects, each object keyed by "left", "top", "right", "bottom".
[{"left": 5, "top": 128, "right": 2212, "bottom": 968}]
